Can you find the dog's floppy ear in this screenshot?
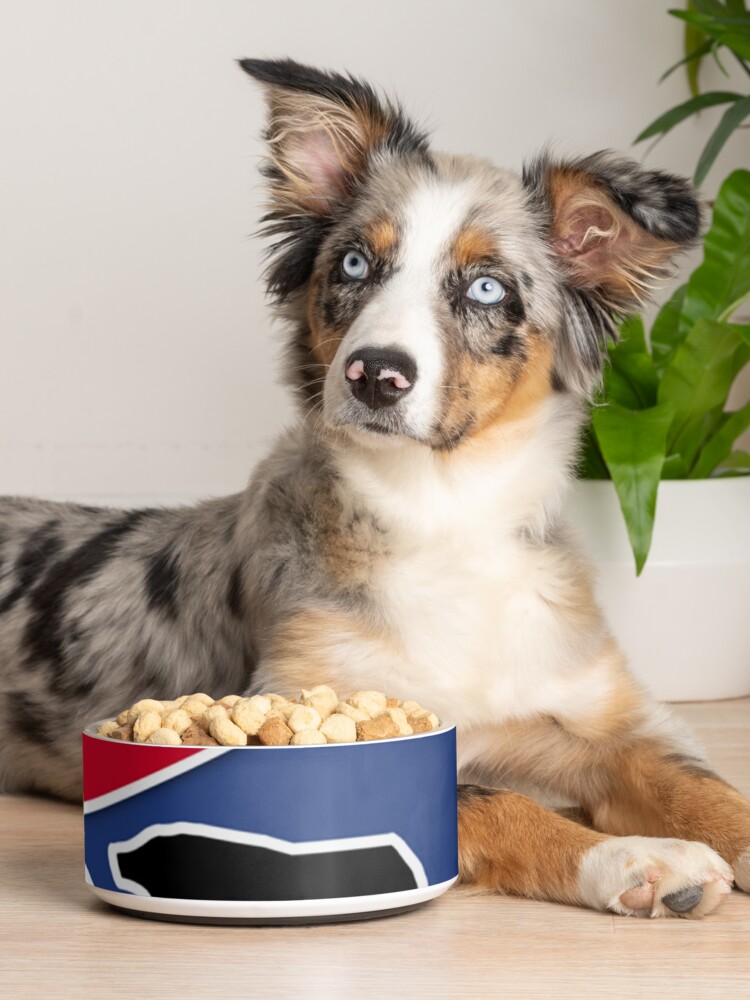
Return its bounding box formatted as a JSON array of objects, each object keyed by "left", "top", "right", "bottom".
[
  {"left": 523, "top": 151, "right": 701, "bottom": 394},
  {"left": 239, "top": 58, "right": 428, "bottom": 299}
]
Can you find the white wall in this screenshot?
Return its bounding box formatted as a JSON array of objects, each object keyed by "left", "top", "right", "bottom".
[{"left": 2, "top": 0, "right": 748, "bottom": 502}]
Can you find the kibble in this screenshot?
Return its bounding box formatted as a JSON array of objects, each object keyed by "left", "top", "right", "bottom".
[
  {"left": 336, "top": 701, "right": 369, "bottom": 723},
  {"left": 356, "top": 714, "right": 400, "bottom": 742},
  {"left": 320, "top": 713, "right": 357, "bottom": 744},
  {"left": 180, "top": 722, "right": 219, "bottom": 746},
  {"left": 97, "top": 720, "right": 120, "bottom": 738},
  {"left": 209, "top": 714, "right": 248, "bottom": 747},
  {"left": 407, "top": 713, "right": 433, "bottom": 733},
  {"left": 287, "top": 705, "right": 322, "bottom": 734},
  {"left": 231, "top": 699, "right": 266, "bottom": 736},
  {"left": 146, "top": 727, "right": 182, "bottom": 746},
  {"left": 117, "top": 698, "right": 163, "bottom": 726},
  {"left": 258, "top": 716, "right": 293, "bottom": 746},
  {"left": 161, "top": 708, "right": 192, "bottom": 734},
  {"left": 133, "top": 710, "right": 162, "bottom": 743},
  {"left": 97, "top": 688, "right": 439, "bottom": 747},
  {"left": 290, "top": 728, "right": 327, "bottom": 746},
  {"left": 385, "top": 706, "right": 413, "bottom": 736},
  {"left": 182, "top": 695, "right": 216, "bottom": 719},
  {"left": 348, "top": 690, "right": 388, "bottom": 718}
]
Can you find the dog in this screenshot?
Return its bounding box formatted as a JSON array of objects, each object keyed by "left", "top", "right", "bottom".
[{"left": 1, "top": 58, "right": 749, "bottom": 919}]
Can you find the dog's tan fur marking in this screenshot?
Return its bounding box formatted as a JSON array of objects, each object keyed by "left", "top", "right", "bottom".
[
  {"left": 555, "top": 640, "right": 643, "bottom": 742},
  {"left": 588, "top": 744, "right": 750, "bottom": 868},
  {"left": 458, "top": 787, "right": 605, "bottom": 902},
  {"left": 485, "top": 336, "right": 555, "bottom": 429},
  {"left": 364, "top": 216, "right": 399, "bottom": 257},
  {"left": 306, "top": 272, "right": 345, "bottom": 369},
  {"left": 438, "top": 335, "right": 555, "bottom": 448},
  {"left": 451, "top": 224, "right": 497, "bottom": 270},
  {"left": 263, "top": 606, "right": 401, "bottom": 695}
]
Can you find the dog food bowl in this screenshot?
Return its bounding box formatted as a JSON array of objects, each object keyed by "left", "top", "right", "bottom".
[{"left": 82, "top": 721, "right": 458, "bottom": 924}]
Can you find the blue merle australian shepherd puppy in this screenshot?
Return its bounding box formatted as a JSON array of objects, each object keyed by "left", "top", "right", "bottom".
[{"left": 1, "top": 59, "right": 749, "bottom": 919}]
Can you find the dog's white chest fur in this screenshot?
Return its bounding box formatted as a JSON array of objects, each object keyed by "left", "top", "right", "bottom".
[
  {"left": 330, "top": 396, "right": 608, "bottom": 733},
  {"left": 375, "top": 521, "right": 599, "bottom": 728}
]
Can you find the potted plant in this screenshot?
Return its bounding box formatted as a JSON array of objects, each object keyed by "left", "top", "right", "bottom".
[{"left": 570, "top": 1, "right": 750, "bottom": 700}]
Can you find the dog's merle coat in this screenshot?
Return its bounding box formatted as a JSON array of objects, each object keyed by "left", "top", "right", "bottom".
[{"left": 2, "top": 59, "right": 749, "bottom": 919}]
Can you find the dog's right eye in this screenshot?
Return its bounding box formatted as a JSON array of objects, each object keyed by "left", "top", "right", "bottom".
[
  {"left": 467, "top": 276, "right": 505, "bottom": 305},
  {"left": 341, "top": 251, "right": 371, "bottom": 281}
]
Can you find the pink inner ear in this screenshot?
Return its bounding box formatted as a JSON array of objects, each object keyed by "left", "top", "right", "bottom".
[
  {"left": 554, "top": 205, "right": 616, "bottom": 259},
  {"left": 293, "top": 129, "right": 351, "bottom": 211}
]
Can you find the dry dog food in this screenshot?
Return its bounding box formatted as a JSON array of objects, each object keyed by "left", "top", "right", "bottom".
[{"left": 97, "top": 686, "right": 440, "bottom": 747}]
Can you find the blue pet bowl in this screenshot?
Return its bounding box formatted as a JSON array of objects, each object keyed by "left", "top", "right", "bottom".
[{"left": 82, "top": 721, "right": 458, "bottom": 924}]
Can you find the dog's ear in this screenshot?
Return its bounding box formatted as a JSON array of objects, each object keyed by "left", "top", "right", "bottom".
[
  {"left": 523, "top": 151, "right": 701, "bottom": 394},
  {"left": 239, "top": 58, "right": 428, "bottom": 299}
]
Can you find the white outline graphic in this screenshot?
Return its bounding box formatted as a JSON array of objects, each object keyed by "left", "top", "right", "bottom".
[
  {"left": 83, "top": 721, "right": 456, "bottom": 815},
  {"left": 83, "top": 749, "right": 232, "bottom": 814},
  {"left": 108, "top": 822, "right": 428, "bottom": 896}
]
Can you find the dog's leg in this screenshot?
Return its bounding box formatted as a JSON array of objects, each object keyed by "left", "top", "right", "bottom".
[
  {"left": 457, "top": 784, "right": 732, "bottom": 917},
  {"left": 466, "top": 647, "right": 749, "bottom": 914},
  {"left": 547, "top": 666, "right": 750, "bottom": 897},
  {"left": 579, "top": 742, "right": 750, "bottom": 896}
]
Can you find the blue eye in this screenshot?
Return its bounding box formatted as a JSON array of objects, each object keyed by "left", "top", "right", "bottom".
[
  {"left": 467, "top": 276, "right": 505, "bottom": 304},
  {"left": 342, "top": 250, "right": 370, "bottom": 280}
]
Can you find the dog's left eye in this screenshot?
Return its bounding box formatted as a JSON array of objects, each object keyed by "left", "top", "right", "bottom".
[
  {"left": 467, "top": 277, "right": 505, "bottom": 305},
  {"left": 341, "top": 251, "right": 371, "bottom": 280}
]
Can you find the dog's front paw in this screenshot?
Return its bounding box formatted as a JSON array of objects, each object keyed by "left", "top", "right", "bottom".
[{"left": 578, "top": 836, "right": 733, "bottom": 918}]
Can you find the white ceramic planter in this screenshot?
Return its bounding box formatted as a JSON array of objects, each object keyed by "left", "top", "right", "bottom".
[{"left": 568, "top": 479, "right": 750, "bottom": 702}]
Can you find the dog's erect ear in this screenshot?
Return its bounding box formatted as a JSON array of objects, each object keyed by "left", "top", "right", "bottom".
[
  {"left": 239, "top": 58, "right": 428, "bottom": 299},
  {"left": 239, "top": 58, "right": 427, "bottom": 215},
  {"left": 523, "top": 151, "right": 701, "bottom": 393}
]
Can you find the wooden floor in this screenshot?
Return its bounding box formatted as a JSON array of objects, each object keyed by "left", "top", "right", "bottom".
[{"left": 1, "top": 699, "right": 749, "bottom": 999}]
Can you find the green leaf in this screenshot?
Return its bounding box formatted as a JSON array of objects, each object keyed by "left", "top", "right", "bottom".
[
  {"left": 694, "top": 96, "right": 750, "bottom": 185},
  {"left": 659, "top": 38, "right": 714, "bottom": 85},
  {"left": 670, "top": 9, "right": 750, "bottom": 59},
  {"left": 670, "top": 405, "right": 726, "bottom": 467},
  {"left": 715, "top": 449, "right": 750, "bottom": 473},
  {"left": 717, "top": 32, "right": 750, "bottom": 58},
  {"left": 635, "top": 91, "right": 742, "bottom": 142},
  {"left": 658, "top": 319, "right": 750, "bottom": 466},
  {"left": 608, "top": 354, "right": 659, "bottom": 409},
  {"left": 731, "top": 339, "right": 750, "bottom": 379},
  {"left": 602, "top": 316, "right": 659, "bottom": 409},
  {"left": 670, "top": 8, "right": 750, "bottom": 31},
  {"left": 688, "top": 1, "right": 735, "bottom": 15},
  {"left": 662, "top": 453, "right": 690, "bottom": 478},
  {"left": 616, "top": 314, "right": 648, "bottom": 354},
  {"left": 651, "top": 284, "right": 687, "bottom": 373},
  {"left": 680, "top": 169, "right": 750, "bottom": 337},
  {"left": 710, "top": 41, "right": 731, "bottom": 74},
  {"left": 691, "top": 399, "right": 750, "bottom": 476},
  {"left": 577, "top": 423, "right": 610, "bottom": 479},
  {"left": 592, "top": 403, "right": 674, "bottom": 574},
  {"left": 602, "top": 364, "right": 644, "bottom": 409}
]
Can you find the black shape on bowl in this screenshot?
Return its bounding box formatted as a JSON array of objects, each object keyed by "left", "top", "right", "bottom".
[{"left": 115, "top": 834, "right": 419, "bottom": 900}]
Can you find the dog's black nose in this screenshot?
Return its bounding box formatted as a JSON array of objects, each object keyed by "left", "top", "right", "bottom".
[{"left": 345, "top": 347, "right": 417, "bottom": 410}]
